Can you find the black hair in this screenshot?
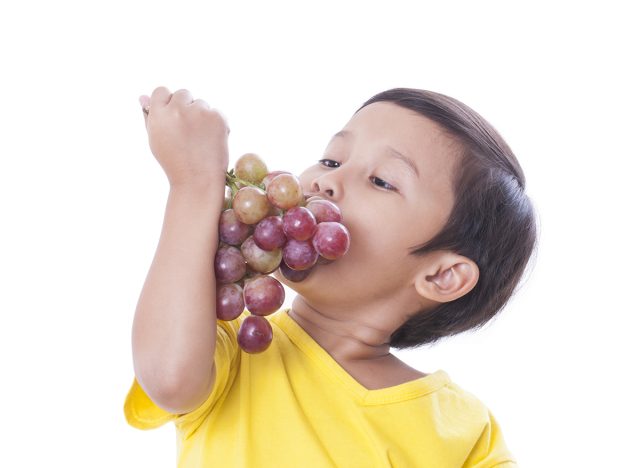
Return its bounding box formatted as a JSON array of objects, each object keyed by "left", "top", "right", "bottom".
[{"left": 356, "top": 88, "right": 539, "bottom": 349}]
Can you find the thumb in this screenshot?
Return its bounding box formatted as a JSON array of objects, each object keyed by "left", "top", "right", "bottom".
[{"left": 139, "top": 95, "right": 150, "bottom": 122}]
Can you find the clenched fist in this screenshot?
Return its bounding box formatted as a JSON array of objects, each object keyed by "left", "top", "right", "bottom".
[{"left": 140, "top": 87, "right": 230, "bottom": 188}]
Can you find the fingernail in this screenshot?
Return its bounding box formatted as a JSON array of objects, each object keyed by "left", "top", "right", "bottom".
[{"left": 139, "top": 95, "right": 150, "bottom": 108}]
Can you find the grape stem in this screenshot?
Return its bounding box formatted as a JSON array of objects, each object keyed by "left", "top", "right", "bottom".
[{"left": 225, "top": 170, "right": 265, "bottom": 197}]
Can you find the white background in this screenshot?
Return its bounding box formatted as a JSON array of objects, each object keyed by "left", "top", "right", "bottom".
[{"left": 1, "top": 1, "right": 638, "bottom": 467}]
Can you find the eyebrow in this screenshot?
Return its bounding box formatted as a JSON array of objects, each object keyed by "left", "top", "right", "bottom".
[{"left": 331, "top": 130, "right": 419, "bottom": 178}]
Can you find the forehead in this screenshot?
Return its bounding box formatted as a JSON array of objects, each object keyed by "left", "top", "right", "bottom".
[
  {"left": 343, "top": 101, "right": 460, "bottom": 189},
  {"left": 346, "top": 101, "right": 454, "bottom": 152}
]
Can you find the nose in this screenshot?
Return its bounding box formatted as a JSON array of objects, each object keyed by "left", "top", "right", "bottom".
[
  {"left": 301, "top": 162, "right": 345, "bottom": 202},
  {"left": 310, "top": 174, "right": 340, "bottom": 201}
]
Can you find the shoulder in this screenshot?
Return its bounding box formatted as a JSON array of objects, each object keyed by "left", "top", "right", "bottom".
[
  {"left": 433, "top": 378, "right": 494, "bottom": 422},
  {"left": 437, "top": 379, "right": 518, "bottom": 466}
]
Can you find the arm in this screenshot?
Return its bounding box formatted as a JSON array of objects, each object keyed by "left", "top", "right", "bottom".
[
  {"left": 130, "top": 87, "right": 230, "bottom": 414},
  {"left": 132, "top": 184, "right": 224, "bottom": 414}
]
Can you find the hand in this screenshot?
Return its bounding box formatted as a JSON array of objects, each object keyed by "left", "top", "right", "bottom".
[{"left": 139, "top": 87, "right": 230, "bottom": 188}]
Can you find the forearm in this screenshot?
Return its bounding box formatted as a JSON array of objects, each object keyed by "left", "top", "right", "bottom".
[{"left": 131, "top": 181, "right": 225, "bottom": 408}]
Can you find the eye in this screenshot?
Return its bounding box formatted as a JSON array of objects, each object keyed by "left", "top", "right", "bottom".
[
  {"left": 370, "top": 176, "right": 397, "bottom": 192},
  {"left": 318, "top": 159, "right": 397, "bottom": 192},
  {"left": 318, "top": 159, "right": 340, "bottom": 168}
]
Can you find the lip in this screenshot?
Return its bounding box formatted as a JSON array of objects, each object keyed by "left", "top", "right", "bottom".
[{"left": 305, "top": 196, "right": 326, "bottom": 203}]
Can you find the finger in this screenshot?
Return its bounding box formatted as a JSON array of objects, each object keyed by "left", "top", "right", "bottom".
[
  {"left": 170, "top": 88, "right": 194, "bottom": 107},
  {"left": 189, "top": 98, "right": 210, "bottom": 109},
  {"left": 150, "top": 86, "right": 172, "bottom": 110},
  {"left": 139, "top": 95, "right": 150, "bottom": 118}
]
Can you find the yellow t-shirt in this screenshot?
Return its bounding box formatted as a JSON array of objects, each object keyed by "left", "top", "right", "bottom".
[{"left": 124, "top": 308, "right": 518, "bottom": 467}]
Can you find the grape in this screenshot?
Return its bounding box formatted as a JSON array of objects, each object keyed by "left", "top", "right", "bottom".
[
  {"left": 305, "top": 199, "right": 342, "bottom": 223},
  {"left": 216, "top": 283, "right": 245, "bottom": 320},
  {"left": 316, "top": 256, "right": 334, "bottom": 265},
  {"left": 312, "top": 222, "right": 351, "bottom": 260},
  {"left": 214, "top": 245, "right": 247, "bottom": 284},
  {"left": 219, "top": 154, "right": 354, "bottom": 354},
  {"left": 224, "top": 186, "right": 233, "bottom": 210},
  {"left": 278, "top": 260, "right": 313, "bottom": 282},
  {"left": 243, "top": 275, "right": 285, "bottom": 316},
  {"left": 238, "top": 266, "right": 261, "bottom": 288},
  {"left": 233, "top": 186, "right": 271, "bottom": 224},
  {"left": 266, "top": 173, "right": 304, "bottom": 210},
  {"left": 261, "top": 170, "right": 291, "bottom": 191},
  {"left": 253, "top": 215, "right": 287, "bottom": 251},
  {"left": 267, "top": 204, "right": 283, "bottom": 217},
  {"left": 235, "top": 153, "right": 269, "bottom": 185},
  {"left": 238, "top": 315, "right": 273, "bottom": 354},
  {"left": 283, "top": 238, "right": 318, "bottom": 270},
  {"left": 219, "top": 209, "right": 251, "bottom": 246},
  {"left": 241, "top": 235, "right": 283, "bottom": 274},
  {"left": 283, "top": 206, "right": 317, "bottom": 241}
]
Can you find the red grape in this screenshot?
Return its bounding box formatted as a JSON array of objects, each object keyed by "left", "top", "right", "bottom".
[
  {"left": 316, "top": 256, "right": 334, "bottom": 265},
  {"left": 283, "top": 238, "right": 318, "bottom": 270},
  {"left": 305, "top": 199, "right": 342, "bottom": 223},
  {"left": 219, "top": 209, "right": 251, "bottom": 246},
  {"left": 283, "top": 206, "right": 317, "bottom": 241},
  {"left": 224, "top": 186, "right": 233, "bottom": 210},
  {"left": 312, "top": 222, "right": 351, "bottom": 260},
  {"left": 253, "top": 215, "right": 287, "bottom": 251},
  {"left": 278, "top": 260, "right": 313, "bottom": 282},
  {"left": 219, "top": 154, "right": 354, "bottom": 354},
  {"left": 235, "top": 153, "right": 269, "bottom": 185},
  {"left": 240, "top": 236, "right": 282, "bottom": 274},
  {"left": 261, "top": 170, "right": 291, "bottom": 191},
  {"left": 216, "top": 283, "right": 245, "bottom": 320},
  {"left": 233, "top": 186, "right": 271, "bottom": 224},
  {"left": 214, "top": 245, "right": 247, "bottom": 284},
  {"left": 243, "top": 275, "right": 285, "bottom": 316},
  {"left": 266, "top": 173, "right": 304, "bottom": 210},
  {"left": 238, "top": 315, "right": 273, "bottom": 353}
]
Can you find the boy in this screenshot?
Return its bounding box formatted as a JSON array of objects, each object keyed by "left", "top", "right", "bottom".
[{"left": 125, "top": 86, "right": 536, "bottom": 467}]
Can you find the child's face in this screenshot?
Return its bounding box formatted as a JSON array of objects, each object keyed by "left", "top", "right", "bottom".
[{"left": 274, "top": 101, "right": 461, "bottom": 317}]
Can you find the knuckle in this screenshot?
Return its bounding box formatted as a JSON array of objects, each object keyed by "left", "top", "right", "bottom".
[
  {"left": 193, "top": 98, "right": 209, "bottom": 107},
  {"left": 152, "top": 86, "right": 170, "bottom": 96},
  {"left": 209, "top": 109, "right": 228, "bottom": 128}
]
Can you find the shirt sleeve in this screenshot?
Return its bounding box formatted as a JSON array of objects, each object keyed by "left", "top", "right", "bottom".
[
  {"left": 462, "top": 410, "right": 519, "bottom": 467},
  {"left": 123, "top": 313, "right": 244, "bottom": 435}
]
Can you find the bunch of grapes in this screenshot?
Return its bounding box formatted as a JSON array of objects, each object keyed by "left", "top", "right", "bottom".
[{"left": 215, "top": 153, "right": 351, "bottom": 354}]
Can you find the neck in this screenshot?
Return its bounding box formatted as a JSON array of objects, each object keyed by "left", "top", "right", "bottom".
[{"left": 289, "top": 295, "right": 393, "bottom": 363}]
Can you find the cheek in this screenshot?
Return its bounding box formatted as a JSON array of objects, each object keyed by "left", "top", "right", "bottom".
[{"left": 297, "top": 167, "right": 319, "bottom": 191}]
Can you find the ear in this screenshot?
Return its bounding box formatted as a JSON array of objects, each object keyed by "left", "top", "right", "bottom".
[{"left": 414, "top": 253, "right": 480, "bottom": 304}]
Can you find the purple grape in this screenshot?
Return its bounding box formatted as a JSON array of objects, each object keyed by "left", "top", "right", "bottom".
[
  {"left": 219, "top": 209, "right": 251, "bottom": 246},
  {"left": 305, "top": 199, "right": 342, "bottom": 223},
  {"left": 216, "top": 283, "right": 245, "bottom": 321},
  {"left": 278, "top": 260, "right": 313, "bottom": 282},
  {"left": 312, "top": 222, "right": 351, "bottom": 260},
  {"left": 214, "top": 245, "right": 247, "bottom": 284},
  {"left": 240, "top": 235, "right": 282, "bottom": 274},
  {"left": 283, "top": 206, "right": 317, "bottom": 241},
  {"left": 253, "top": 215, "right": 287, "bottom": 251},
  {"left": 238, "top": 315, "right": 273, "bottom": 353},
  {"left": 283, "top": 238, "right": 318, "bottom": 270},
  {"left": 243, "top": 275, "right": 285, "bottom": 316}
]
